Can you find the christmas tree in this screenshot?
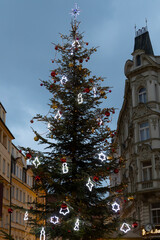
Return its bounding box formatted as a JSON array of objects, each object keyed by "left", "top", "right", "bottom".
[{"left": 22, "top": 4, "right": 130, "bottom": 240}]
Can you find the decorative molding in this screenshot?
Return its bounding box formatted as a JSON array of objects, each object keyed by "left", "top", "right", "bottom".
[
  {"left": 150, "top": 117, "right": 158, "bottom": 130},
  {"left": 137, "top": 144, "right": 152, "bottom": 160}
]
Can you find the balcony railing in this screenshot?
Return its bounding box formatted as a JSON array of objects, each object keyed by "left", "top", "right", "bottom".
[{"left": 142, "top": 181, "right": 153, "bottom": 189}]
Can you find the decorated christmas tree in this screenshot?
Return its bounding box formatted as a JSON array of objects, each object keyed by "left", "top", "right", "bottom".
[{"left": 22, "top": 4, "right": 131, "bottom": 240}]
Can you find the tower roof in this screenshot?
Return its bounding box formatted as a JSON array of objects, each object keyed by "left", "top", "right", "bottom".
[{"left": 134, "top": 27, "right": 154, "bottom": 55}]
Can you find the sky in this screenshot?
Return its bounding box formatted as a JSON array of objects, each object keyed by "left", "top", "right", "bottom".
[{"left": 0, "top": 0, "right": 160, "bottom": 151}]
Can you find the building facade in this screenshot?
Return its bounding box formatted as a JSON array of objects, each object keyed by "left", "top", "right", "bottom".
[
  {"left": 111, "top": 26, "right": 160, "bottom": 239},
  {"left": 0, "top": 102, "right": 36, "bottom": 240}
]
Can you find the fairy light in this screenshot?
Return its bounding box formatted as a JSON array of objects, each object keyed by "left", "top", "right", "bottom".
[
  {"left": 50, "top": 216, "right": 59, "bottom": 224},
  {"left": 78, "top": 93, "right": 83, "bottom": 104},
  {"left": 112, "top": 201, "right": 120, "bottom": 212},
  {"left": 120, "top": 223, "right": 131, "bottom": 233},
  {"left": 86, "top": 177, "right": 94, "bottom": 191},
  {"left": 74, "top": 218, "right": 80, "bottom": 231},
  {"left": 62, "top": 162, "right": 68, "bottom": 174},
  {"left": 40, "top": 227, "right": 45, "bottom": 240},
  {"left": 24, "top": 211, "right": 28, "bottom": 221},
  {"left": 33, "top": 156, "right": 40, "bottom": 168}
]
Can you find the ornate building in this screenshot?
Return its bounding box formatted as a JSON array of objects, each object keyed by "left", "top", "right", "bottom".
[
  {"left": 0, "top": 102, "right": 36, "bottom": 240},
  {"left": 111, "top": 26, "right": 160, "bottom": 239}
]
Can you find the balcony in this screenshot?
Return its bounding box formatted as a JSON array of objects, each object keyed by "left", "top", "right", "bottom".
[{"left": 137, "top": 179, "right": 160, "bottom": 192}]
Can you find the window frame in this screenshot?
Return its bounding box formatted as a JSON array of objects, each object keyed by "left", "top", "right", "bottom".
[
  {"left": 151, "top": 203, "right": 160, "bottom": 225},
  {"left": 139, "top": 122, "right": 150, "bottom": 141},
  {"left": 138, "top": 87, "right": 147, "bottom": 103},
  {"left": 142, "top": 161, "right": 152, "bottom": 181}
]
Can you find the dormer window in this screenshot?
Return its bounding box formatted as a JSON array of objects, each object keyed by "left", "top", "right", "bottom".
[
  {"left": 139, "top": 88, "right": 146, "bottom": 103},
  {"left": 136, "top": 55, "right": 141, "bottom": 66}
]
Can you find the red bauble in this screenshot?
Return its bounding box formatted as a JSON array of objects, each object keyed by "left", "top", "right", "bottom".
[
  {"left": 51, "top": 71, "right": 56, "bottom": 77},
  {"left": 75, "top": 47, "right": 78, "bottom": 51},
  {"left": 79, "top": 59, "right": 83, "bottom": 63},
  {"left": 86, "top": 42, "right": 89, "bottom": 45},
  {"left": 30, "top": 206, "right": 33, "bottom": 210},
  {"left": 84, "top": 88, "right": 90, "bottom": 93},
  {"left": 52, "top": 60, "right": 54, "bottom": 63},
  {"left": 40, "top": 83, "right": 43, "bottom": 86},
  {"left": 114, "top": 169, "right": 119, "bottom": 174},
  {"left": 105, "top": 111, "right": 110, "bottom": 117},
  {"left": 132, "top": 222, "right": 138, "bottom": 228},
  {"left": 26, "top": 153, "right": 32, "bottom": 159},
  {"left": 35, "top": 176, "right": 41, "bottom": 181},
  {"left": 55, "top": 46, "right": 58, "bottom": 50},
  {"left": 61, "top": 157, "right": 66, "bottom": 163},
  {"left": 68, "top": 230, "right": 71, "bottom": 233},
  {"left": 76, "top": 37, "right": 79, "bottom": 40},
  {"left": 112, "top": 110, "right": 115, "bottom": 114},
  {"left": 50, "top": 84, "right": 53, "bottom": 89},
  {"left": 61, "top": 203, "right": 67, "bottom": 209},
  {"left": 19, "top": 150, "right": 22, "bottom": 153},
  {"left": 109, "top": 90, "right": 112, "bottom": 93},
  {"left": 30, "top": 120, "right": 34, "bottom": 123},
  {"left": 93, "top": 176, "right": 99, "bottom": 182},
  {"left": 8, "top": 208, "right": 13, "bottom": 213},
  {"left": 107, "top": 167, "right": 110, "bottom": 170}
]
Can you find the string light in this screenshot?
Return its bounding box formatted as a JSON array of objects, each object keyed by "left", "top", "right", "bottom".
[
  {"left": 86, "top": 177, "right": 94, "bottom": 191},
  {"left": 62, "top": 162, "right": 69, "bottom": 174},
  {"left": 74, "top": 218, "right": 80, "bottom": 231},
  {"left": 77, "top": 93, "right": 83, "bottom": 104},
  {"left": 54, "top": 110, "right": 62, "bottom": 120},
  {"left": 50, "top": 216, "right": 59, "bottom": 224},
  {"left": 40, "top": 227, "right": 45, "bottom": 240},
  {"left": 112, "top": 202, "right": 120, "bottom": 212},
  {"left": 120, "top": 223, "right": 131, "bottom": 233},
  {"left": 24, "top": 211, "right": 28, "bottom": 221},
  {"left": 33, "top": 156, "right": 40, "bottom": 168},
  {"left": 60, "top": 75, "right": 68, "bottom": 85},
  {"left": 98, "top": 152, "right": 106, "bottom": 162}
]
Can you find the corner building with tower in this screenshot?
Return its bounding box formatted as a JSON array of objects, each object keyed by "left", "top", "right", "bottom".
[{"left": 111, "top": 26, "right": 160, "bottom": 239}]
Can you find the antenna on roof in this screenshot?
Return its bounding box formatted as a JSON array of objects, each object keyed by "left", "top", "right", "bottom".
[
  {"left": 134, "top": 24, "right": 137, "bottom": 35},
  {"left": 145, "top": 18, "right": 148, "bottom": 27}
]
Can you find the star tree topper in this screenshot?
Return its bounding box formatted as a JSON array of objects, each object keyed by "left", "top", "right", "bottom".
[{"left": 70, "top": 3, "right": 80, "bottom": 19}]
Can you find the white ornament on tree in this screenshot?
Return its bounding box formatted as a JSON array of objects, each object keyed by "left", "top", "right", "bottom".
[
  {"left": 40, "top": 227, "right": 45, "bottom": 240},
  {"left": 112, "top": 201, "right": 120, "bottom": 212},
  {"left": 86, "top": 178, "right": 94, "bottom": 191},
  {"left": 77, "top": 93, "right": 83, "bottom": 104},
  {"left": 70, "top": 3, "right": 80, "bottom": 19},
  {"left": 97, "top": 117, "right": 103, "bottom": 126},
  {"left": 74, "top": 218, "right": 80, "bottom": 231},
  {"left": 60, "top": 75, "right": 68, "bottom": 85},
  {"left": 59, "top": 205, "right": 70, "bottom": 215},
  {"left": 50, "top": 216, "right": 59, "bottom": 224},
  {"left": 54, "top": 110, "right": 62, "bottom": 120},
  {"left": 93, "top": 87, "right": 97, "bottom": 97},
  {"left": 62, "top": 162, "right": 68, "bottom": 174},
  {"left": 120, "top": 223, "right": 131, "bottom": 233},
  {"left": 24, "top": 211, "right": 28, "bottom": 221},
  {"left": 98, "top": 152, "right": 106, "bottom": 162},
  {"left": 33, "top": 157, "right": 40, "bottom": 168}
]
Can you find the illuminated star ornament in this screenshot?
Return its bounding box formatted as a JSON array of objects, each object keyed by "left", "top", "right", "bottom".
[
  {"left": 86, "top": 177, "right": 94, "bottom": 191},
  {"left": 40, "top": 227, "right": 45, "bottom": 240},
  {"left": 120, "top": 223, "right": 131, "bottom": 233},
  {"left": 98, "top": 152, "right": 106, "bottom": 162},
  {"left": 50, "top": 216, "right": 59, "bottom": 224},
  {"left": 70, "top": 3, "right": 80, "bottom": 19},
  {"left": 112, "top": 201, "right": 120, "bottom": 212},
  {"left": 33, "top": 156, "right": 40, "bottom": 168},
  {"left": 60, "top": 75, "right": 68, "bottom": 85},
  {"left": 74, "top": 218, "right": 80, "bottom": 231},
  {"left": 24, "top": 211, "right": 28, "bottom": 221}
]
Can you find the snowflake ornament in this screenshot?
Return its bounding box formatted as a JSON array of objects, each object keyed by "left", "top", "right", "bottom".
[
  {"left": 86, "top": 178, "right": 94, "bottom": 191},
  {"left": 112, "top": 201, "right": 120, "bottom": 212},
  {"left": 50, "top": 216, "right": 59, "bottom": 224},
  {"left": 60, "top": 75, "right": 68, "bottom": 85},
  {"left": 120, "top": 223, "right": 131, "bottom": 233},
  {"left": 70, "top": 3, "right": 80, "bottom": 19},
  {"left": 74, "top": 218, "right": 80, "bottom": 231},
  {"left": 33, "top": 156, "right": 40, "bottom": 168},
  {"left": 98, "top": 152, "right": 106, "bottom": 162}
]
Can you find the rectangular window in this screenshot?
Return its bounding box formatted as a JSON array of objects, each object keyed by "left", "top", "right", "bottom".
[
  {"left": 3, "top": 133, "right": 7, "bottom": 148},
  {"left": 3, "top": 159, "right": 5, "bottom": 174},
  {"left": 151, "top": 203, "right": 160, "bottom": 225},
  {"left": 23, "top": 192, "right": 25, "bottom": 203},
  {"left": 142, "top": 161, "right": 152, "bottom": 181},
  {"left": 12, "top": 186, "right": 15, "bottom": 198},
  {"left": 8, "top": 140, "right": 10, "bottom": 153},
  {"left": 139, "top": 122, "right": 150, "bottom": 141},
  {"left": 20, "top": 190, "right": 22, "bottom": 202},
  {"left": 11, "top": 147, "right": 14, "bottom": 157},
  {"left": 16, "top": 165, "right": 19, "bottom": 178},
  {"left": 16, "top": 211, "right": 18, "bottom": 223},
  {"left": 20, "top": 168, "right": 22, "bottom": 180},
  {"left": 7, "top": 163, "right": 9, "bottom": 178},
  {"left": 6, "top": 188, "right": 9, "bottom": 200},
  {"left": 16, "top": 188, "right": 18, "bottom": 200}
]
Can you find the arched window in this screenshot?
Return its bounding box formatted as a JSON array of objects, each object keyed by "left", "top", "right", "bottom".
[
  {"left": 138, "top": 87, "right": 146, "bottom": 103},
  {"left": 136, "top": 55, "right": 141, "bottom": 66}
]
